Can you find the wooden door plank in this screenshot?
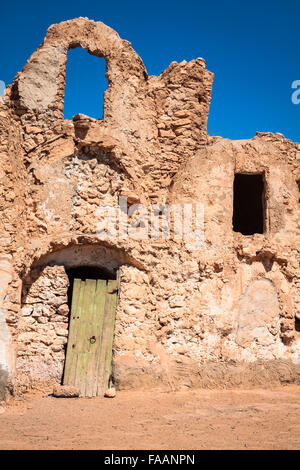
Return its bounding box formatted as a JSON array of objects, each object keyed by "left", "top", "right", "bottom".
[
  {"left": 75, "top": 351, "right": 88, "bottom": 394},
  {"left": 90, "top": 280, "right": 107, "bottom": 397},
  {"left": 74, "top": 279, "right": 96, "bottom": 396},
  {"left": 84, "top": 279, "right": 98, "bottom": 397},
  {"left": 73, "top": 280, "right": 88, "bottom": 393},
  {"left": 97, "top": 280, "right": 118, "bottom": 395},
  {"left": 104, "top": 280, "right": 118, "bottom": 390},
  {"left": 96, "top": 281, "right": 111, "bottom": 396},
  {"left": 63, "top": 279, "right": 83, "bottom": 386},
  {"left": 94, "top": 280, "right": 107, "bottom": 397},
  {"left": 69, "top": 279, "right": 85, "bottom": 388}
]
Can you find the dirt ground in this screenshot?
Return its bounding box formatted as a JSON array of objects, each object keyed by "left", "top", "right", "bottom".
[{"left": 0, "top": 385, "right": 300, "bottom": 450}]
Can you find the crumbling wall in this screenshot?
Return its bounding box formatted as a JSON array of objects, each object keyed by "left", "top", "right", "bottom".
[
  {"left": 0, "top": 18, "right": 299, "bottom": 397},
  {"left": 16, "top": 266, "right": 69, "bottom": 391},
  {"left": 0, "top": 103, "right": 28, "bottom": 395}
]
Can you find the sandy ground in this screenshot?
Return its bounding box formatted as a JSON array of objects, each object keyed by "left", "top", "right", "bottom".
[{"left": 0, "top": 385, "right": 300, "bottom": 450}]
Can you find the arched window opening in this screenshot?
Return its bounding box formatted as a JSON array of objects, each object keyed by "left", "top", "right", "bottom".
[{"left": 64, "top": 48, "right": 108, "bottom": 120}]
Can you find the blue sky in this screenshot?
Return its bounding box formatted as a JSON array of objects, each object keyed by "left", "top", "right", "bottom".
[{"left": 1, "top": 0, "right": 299, "bottom": 142}]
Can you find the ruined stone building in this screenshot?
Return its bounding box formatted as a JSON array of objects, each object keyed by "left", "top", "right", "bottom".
[{"left": 0, "top": 18, "right": 299, "bottom": 398}]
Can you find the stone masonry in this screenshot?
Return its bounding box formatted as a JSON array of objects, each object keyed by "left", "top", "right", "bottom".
[{"left": 0, "top": 18, "right": 299, "bottom": 399}]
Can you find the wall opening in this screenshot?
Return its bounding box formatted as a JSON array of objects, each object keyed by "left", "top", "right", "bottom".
[
  {"left": 63, "top": 265, "right": 118, "bottom": 396},
  {"left": 297, "top": 180, "right": 300, "bottom": 203},
  {"left": 64, "top": 48, "right": 108, "bottom": 120},
  {"left": 65, "top": 265, "right": 115, "bottom": 310},
  {"left": 233, "top": 173, "right": 265, "bottom": 235}
]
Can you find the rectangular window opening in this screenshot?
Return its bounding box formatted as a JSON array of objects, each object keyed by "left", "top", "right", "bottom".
[
  {"left": 233, "top": 173, "right": 265, "bottom": 235},
  {"left": 297, "top": 180, "right": 300, "bottom": 203},
  {"left": 64, "top": 47, "right": 107, "bottom": 120}
]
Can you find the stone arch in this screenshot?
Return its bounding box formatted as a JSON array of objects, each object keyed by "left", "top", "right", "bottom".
[
  {"left": 21, "top": 235, "right": 146, "bottom": 280},
  {"left": 9, "top": 18, "right": 149, "bottom": 127},
  {"left": 16, "top": 241, "right": 149, "bottom": 392},
  {"left": 31, "top": 243, "right": 137, "bottom": 274}
]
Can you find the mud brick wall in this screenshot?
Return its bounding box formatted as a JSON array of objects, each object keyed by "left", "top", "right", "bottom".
[{"left": 0, "top": 18, "right": 299, "bottom": 397}]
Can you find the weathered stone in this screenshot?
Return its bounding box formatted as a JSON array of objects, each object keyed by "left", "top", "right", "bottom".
[
  {"left": 171, "top": 118, "right": 191, "bottom": 128},
  {"left": 104, "top": 387, "right": 116, "bottom": 398},
  {"left": 53, "top": 385, "right": 80, "bottom": 398},
  {"left": 57, "top": 304, "right": 69, "bottom": 316}
]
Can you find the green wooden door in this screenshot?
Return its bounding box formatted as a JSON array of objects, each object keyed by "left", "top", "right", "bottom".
[{"left": 63, "top": 278, "right": 118, "bottom": 397}]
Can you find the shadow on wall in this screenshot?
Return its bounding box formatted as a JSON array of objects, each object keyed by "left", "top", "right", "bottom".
[
  {"left": 0, "top": 366, "right": 8, "bottom": 401},
  {"left": 65, "top": 265, "right": 115, "bottom": 312}
]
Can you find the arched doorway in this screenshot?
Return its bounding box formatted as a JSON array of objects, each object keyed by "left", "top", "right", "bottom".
[{"left": 18, "top": 244, "right": 130, "bottom": 396}]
